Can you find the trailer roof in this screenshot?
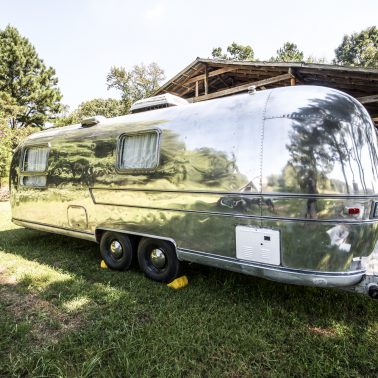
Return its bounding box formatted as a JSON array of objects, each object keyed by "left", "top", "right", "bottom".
[{"left": 155, "top": 58, "right": 378, "bottom": 125}]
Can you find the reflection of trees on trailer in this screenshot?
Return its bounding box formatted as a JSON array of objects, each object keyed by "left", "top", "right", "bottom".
[{"left": 9, "top": 87, "right": 378, "bottom": 298}]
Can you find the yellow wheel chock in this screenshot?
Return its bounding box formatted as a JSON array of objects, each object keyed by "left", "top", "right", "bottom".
[{"left": 167, "top": 275, "right": 189, "bottom": 289}]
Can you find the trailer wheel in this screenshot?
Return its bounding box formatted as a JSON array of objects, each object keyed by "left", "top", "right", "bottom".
[
  {"left": 100, "top": 231, "right": 134, "bottom": 270},
  {"left": 137, "top": 238, "right": 182, "bottom": 283}
]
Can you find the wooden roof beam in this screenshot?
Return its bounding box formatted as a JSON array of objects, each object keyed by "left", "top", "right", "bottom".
[
  {"left": 357, "top": 94, "right": 378, "bottom": 104},
  {"left": 182, "top": 67, "right": 237, "bottom": 86},
  {"left": 193, "top": 73, "right": 293, "bottom": 102}
]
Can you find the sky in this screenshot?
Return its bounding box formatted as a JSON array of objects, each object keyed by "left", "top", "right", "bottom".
[{"left": 1, "top": 0, "right": 377, "bottom": 110}]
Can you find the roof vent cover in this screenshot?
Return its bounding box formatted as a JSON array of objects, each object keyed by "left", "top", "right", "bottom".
[
  {"left": 130, "top": 94, "right": 188, "bottom": 114},
  {"left": 81, "top": 115, "right": 106, "bottom": 127}
]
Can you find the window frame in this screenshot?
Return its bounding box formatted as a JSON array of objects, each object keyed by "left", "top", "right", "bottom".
[
  {"left": 19, "top": 143, "right": 50, "bottom": 187},
  {"left": 116, "top": 129, "right": 161, "bottom": 173}
]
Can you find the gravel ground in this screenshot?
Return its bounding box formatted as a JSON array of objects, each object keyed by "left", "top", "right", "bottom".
[{"left": 0, "top": 187, "right": 9, "bottom": 202}]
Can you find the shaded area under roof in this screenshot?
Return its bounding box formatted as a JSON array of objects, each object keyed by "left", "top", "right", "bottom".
[{"left": 155, "top": 58, "right": 378, "bottom": 125}]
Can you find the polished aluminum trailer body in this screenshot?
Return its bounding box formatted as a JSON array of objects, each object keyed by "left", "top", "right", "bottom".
[{"left": 10, "top": 86, "right": 378, "bottom": 295}]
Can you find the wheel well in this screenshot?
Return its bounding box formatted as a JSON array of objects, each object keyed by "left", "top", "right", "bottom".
[{"left": 95, "top": 229, "right": 104, "bottom": 243}]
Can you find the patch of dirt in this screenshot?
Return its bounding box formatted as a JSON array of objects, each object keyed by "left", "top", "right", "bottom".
[
  {"left": 0, "top": 187, "right": 10, "bottom": 202},
  {"left": 0, "top": 274, "right": 17, "bottom": 285},
  {"left": 308, "top": 326, "right": 338, "bottom": 337},
  {"left": 0, "top": 268, "right": 85, "bottom": 345}
]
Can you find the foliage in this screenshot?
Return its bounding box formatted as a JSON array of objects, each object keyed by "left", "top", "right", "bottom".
[
  {"left": 0, "top": 118, "right": 35, "bottom": 184},
  {"left": 106, "top": 63, "right": 165, "bottom": 108},
  {"left": 0, "top": 122, "right": 12, "bottom": 183},
  {"left": 54, "top": 98, "right": 128, "bottom": 127},
  {"left": 55, "top": 63, "right": 165, "bottom": 127},
  {"left": 211, "top": 41, "right": 326, "bottom": 63},
  {"left": 211, "top": 42, "right": 254, "bottom": 61},
  {"left": 306, "top": 55, "right": 327, "bottom": 64},
  {"left": 334, "top": 26, "right": 378, "bottom": 67},
  {"left": 0, "top": 25, "right": 62, "bottom": 128},
  {"left": 270, "top": 42, "right": 304, "bottom": 62}
]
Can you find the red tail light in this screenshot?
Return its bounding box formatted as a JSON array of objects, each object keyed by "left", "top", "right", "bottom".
[
  {"left": 348, "top": 208, "right": 360, "bottom": 215},
  {"left": 344, "top": 206, "right": 363, "bottom": 217}
]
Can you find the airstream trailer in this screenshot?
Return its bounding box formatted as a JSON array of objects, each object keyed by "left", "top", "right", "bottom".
[{"left": 9, "top": 86, "right": 378, "bottom": 298}]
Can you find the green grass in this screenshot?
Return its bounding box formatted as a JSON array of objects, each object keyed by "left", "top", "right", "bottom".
[{"left": 0, "top": 201, "right": 377, "bottom": 377}]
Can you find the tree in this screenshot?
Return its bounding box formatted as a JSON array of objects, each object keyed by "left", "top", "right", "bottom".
[
  {"left": 106, "top": 63, "right": 165, "bottom": 108},
  {"left": 54, "top": 98, "right": 128, "bottom": 127},
  {"left": 0, "top": 120, "right": 12, "bottom": 186},
  {"left": 0, "top": 113, "right": 35, "bottom": 185},
  {"left": 334, "top": 26, "right": 378, "bottom": 68},
  {"left": 306, "top": 55, "right": 327, "bottom": 64},
  {"left": 0, "top": 25, "right": 62, "bottom": 129},
  {"left": 55, "top": 63, "right": 165, "bottom": 127},
  {"left": 211, "top": 47, "right": 227, "bottom": 60},
  {"left": 211, "top": 42, "right": 254, "bottom": 61},
  {"left": 227, "top": 42, "right": 254, "bottom": 61},
  {"left": 271, "top": 42, "right": 304, "bottom": 62}
]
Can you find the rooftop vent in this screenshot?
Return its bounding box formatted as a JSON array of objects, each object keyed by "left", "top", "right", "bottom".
[
  {"left": 81, "top": 115, "right": 106, "bottom": 127},
  {"left": 130, "top": 93, "right": 188, "bottom": 114}
]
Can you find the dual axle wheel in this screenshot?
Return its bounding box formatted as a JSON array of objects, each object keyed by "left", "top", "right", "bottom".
[{"left": 99, "top": 231, "right": 182, "bottom": 282}]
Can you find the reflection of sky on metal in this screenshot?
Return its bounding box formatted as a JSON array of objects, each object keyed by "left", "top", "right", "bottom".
[
  {"left": 181, "top": 93, "right": 268, "bottom": 186},
  {"left": 262, "top": 117, "right": 353, "bottom": 188},
  {"left": 171, "top": 86, "right": 378, "bottom": 194},
  {"left": 262, "top": 86, "right": 378, "bottom": 194}
]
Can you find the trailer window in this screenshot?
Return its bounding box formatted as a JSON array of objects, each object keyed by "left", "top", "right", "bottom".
[
  {"left": 118, "top": 132, "right": 159, "bottom": 170},
  {"left": 22, "top": 176, "right": 47, "bottom": 187},
  {"left": 22, "top": 146, "right": 49, "bottom": 172}
]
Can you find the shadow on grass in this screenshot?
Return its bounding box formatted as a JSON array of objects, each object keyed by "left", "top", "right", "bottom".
[
  {"left": 0, "top": 227, "right": 374, "bottom": 316},
  {"left": 1, "top": 226, "right": 377, "bottom": 377}
]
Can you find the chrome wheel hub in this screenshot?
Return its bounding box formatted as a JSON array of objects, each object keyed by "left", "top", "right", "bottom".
[
  {"left": 110, "top": 240, "right": 123, "bottom": 259},
  {"left": 150, "top": 248, "right": 166, "bottom": 269}
]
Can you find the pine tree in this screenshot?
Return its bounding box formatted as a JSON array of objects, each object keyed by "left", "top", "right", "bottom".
[
  {"left": 0, "top": 25, "right": 62, "bottom": 128},
  {"left": 211, "top": 42, "right": 254, "bottom": 61},
  {"left": 334, "top": 26, "right": 378, "bottom": 68},
  {"left": 271, "top": 42, "right": 304, "bottom": 62}
]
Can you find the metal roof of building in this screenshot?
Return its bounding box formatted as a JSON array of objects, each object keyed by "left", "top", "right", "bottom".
[{"left": 155, "top": 58, "right": 378, "bottom": 125}]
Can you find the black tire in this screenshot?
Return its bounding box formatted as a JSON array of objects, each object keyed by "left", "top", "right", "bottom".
[
  {"left": 137, "top": 237, "right": 182, "bottom": 283},
  {"left": 100, "top": 231, "right": 134, "bottom": 270}
]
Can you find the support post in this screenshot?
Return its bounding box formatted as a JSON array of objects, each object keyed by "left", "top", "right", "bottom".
[
  {"left": 289, "top": 68, "right": 296, "bottom": 86},
  {"left": 195, "top": 81, "right": 199, "bottom": 97},
  {"left": 204, "top": 65, "right": 208, "bottom": 95}
]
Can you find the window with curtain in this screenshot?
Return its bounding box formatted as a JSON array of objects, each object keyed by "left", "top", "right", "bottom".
[
  {"left": 23, "top": 146, "right": 49, "bottom": 172},
  {"left": 119, "top": 132, "right": 159, "bottom": 170},
  {"left": 22, "top": 176, "right": 47, "bottom": 187}
]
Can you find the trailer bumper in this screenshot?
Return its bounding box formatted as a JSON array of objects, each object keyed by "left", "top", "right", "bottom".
[
  {"left": 178, "top": 248, "right": 366, "bottom": 288},
  {"left": 344, "top": 248, "right": 378, "bottom": 299}
]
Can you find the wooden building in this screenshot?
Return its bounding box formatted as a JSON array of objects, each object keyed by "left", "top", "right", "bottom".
[{"left": 155, "top": 58, "right": 378, "bottom": 126}]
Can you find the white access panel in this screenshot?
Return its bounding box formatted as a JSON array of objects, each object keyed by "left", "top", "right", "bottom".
[{"left": 236, "top": 226, "right": 281, "bottom": 265}]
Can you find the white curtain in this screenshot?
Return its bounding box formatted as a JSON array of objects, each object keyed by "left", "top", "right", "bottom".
[
  {"left": 23, "top": 176, "right": 47, "bottom": 187},
  {"left": 25, "top": 147, "right": 49, "bottom": 172},
  {"left": 120, "top": 133, "right": 158, "bottom": 169}
]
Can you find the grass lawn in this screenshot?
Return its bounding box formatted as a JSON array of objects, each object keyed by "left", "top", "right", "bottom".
[{"left": 0, "top": 201, "right": 377, "bottom": 377}]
